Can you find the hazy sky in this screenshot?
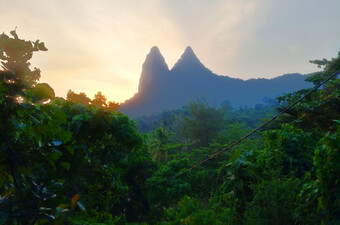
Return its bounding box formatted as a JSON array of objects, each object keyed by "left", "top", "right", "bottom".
[{"left": 1, "top": 0, "right": 339, "bottom": 103}]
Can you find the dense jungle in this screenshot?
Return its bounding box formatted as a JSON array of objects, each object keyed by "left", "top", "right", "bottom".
[{"left": 0, "top": 30, "right": 339, "bottom": 225}]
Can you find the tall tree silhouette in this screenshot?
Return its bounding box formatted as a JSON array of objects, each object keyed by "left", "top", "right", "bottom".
[
  {"left": 67, "top": 89, "right": 91, "bottom": 104},
  {"left": 91, "top": 91, "right": 107, "bottom": 108}
]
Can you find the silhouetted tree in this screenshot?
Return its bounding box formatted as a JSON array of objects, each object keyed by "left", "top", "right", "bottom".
[
  {"left": 67, "top": 89, "right": 91, "bottom": 104},
  {"left": 91, "top": 91, "right": 107, "bottom": 108},
  {"left": 0, "top": 28, "right": 47, "bottom": 100},
  {"left": 106, "top": 101, "right": 120, "bottom": 110}
]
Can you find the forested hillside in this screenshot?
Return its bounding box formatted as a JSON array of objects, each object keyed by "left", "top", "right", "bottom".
[{"left": 1, "top": 31, "right": 339, "bottom": 225}]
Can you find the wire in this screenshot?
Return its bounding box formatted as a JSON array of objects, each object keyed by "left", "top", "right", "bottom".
[{"left": 149, "top": 69, "right": 340, "bottom": 187}]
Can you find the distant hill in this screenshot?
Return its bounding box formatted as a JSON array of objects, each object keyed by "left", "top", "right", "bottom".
[{"left": 120, "top": 46, "right": 312, "bottom": 117}]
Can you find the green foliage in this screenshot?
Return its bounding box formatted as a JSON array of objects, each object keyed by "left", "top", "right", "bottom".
[
  {"left": 146, "top": 159, "right": 191, "bottom": 214},
  {"left": 245, "top": 177, "right": 301, "bottom": 225},
  {"left": 67, "top": 89, "right": 91, "bottom": 105},
  {"left": 293, "top": 126, "right": 340, "bottom": 225},
  {"left": 66, "top": 90, "right": 120, "bottom": 110},
  {"left": 149, "top": 51, "right": 340, "bottom": 225},
  {"left": 149, "top": 127, "right": 175, "bottom": 162},
  {"left": 53, "top": 100, "right": 154, "bottom": 222},
  {"left": 165, "top": 196, "right": 222, "bottom": 225},
  {"left": 31, "top": 83, "right": 55, "bottom": 103},
  {"left": 0, "top": 29, "right": 47, "bottom": 92},
  {"left": 0, "top": 30, "right": 151, "bottom": 224},
  {"left": 176, "top": 100, "right": 225, "bottom": 147},
  {"left": 1, "top": 29, "right": 339, "bottom": 225},
  {"left": 259, "top": 124, "right": 315, "bottom": 177},
  {"left": 69, "top": 211, "right": 126, "bottom": 225}
]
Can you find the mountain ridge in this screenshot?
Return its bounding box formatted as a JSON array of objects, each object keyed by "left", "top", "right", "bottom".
[{"left": 120, "top": 46, "right": 312, "bottom": 117}]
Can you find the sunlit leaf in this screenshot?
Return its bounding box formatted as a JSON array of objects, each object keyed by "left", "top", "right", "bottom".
[{"left": 71, "top": 194, "right": 80, "bottom": 207}]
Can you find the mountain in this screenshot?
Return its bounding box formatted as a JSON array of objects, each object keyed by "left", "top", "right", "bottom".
[{"left": 120, "top": 46, "right": 312, "bottom": 117}]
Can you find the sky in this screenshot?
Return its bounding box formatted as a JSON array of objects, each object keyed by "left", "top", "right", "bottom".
[{"left": 1, "top": 0, "right": 340, "bottom": 103}]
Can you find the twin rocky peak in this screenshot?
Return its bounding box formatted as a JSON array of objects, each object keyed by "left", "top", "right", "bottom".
[
  {"left": 138, "top": 46, "right": 210, "bottom": 93},
  {"left": 120, "top": 46, "right": 312, "bottom": 117}
]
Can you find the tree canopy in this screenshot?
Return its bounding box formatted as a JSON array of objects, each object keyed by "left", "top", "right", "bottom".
[{"left": 1, "top": 29, "right": 339, "bottom": 225}]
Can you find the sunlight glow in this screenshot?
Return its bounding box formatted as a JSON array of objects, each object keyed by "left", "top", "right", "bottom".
[{"left": 1, "top": 0, "right": 339, "bottom": 103}]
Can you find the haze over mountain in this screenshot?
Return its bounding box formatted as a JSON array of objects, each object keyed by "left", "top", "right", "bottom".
[{"left": 120, "top": 46, "right": 312, "bottom": 117}]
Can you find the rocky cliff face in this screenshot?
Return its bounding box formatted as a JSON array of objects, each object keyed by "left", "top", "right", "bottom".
[
  {"left": 138, "top": 46, "right": 169, "bottom": 94},
  {"left": 171, "top": 46, "right": 210, "bottom": 73},
  {"left": 120, "top": 46, "right": 312, "bottom": 117}
]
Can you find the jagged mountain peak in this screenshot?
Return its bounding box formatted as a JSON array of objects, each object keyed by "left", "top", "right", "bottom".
[
  {"left": 171, "top": 46, "right": 209, "bottom": 72},
  {"left": 144, "top": 46, "right": 167, "bottom": 67},
  {"left": 183, "top": 46, "right": 194, "bottom": 55},
  {"left": 149, "top": 46, "right": 161, "bottom": 54},
  {"left": 120, "top": 46, "right": 312, "bottom": 117},
  {"left": 138, "top": 46, "right": 169, "bottom": 93},
  {"left": 142, "top": 46, "right": 169, "bottom": 72}
]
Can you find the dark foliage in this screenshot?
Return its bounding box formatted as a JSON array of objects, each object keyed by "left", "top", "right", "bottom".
[{"left": 1, "top": 30, "right": 339, "bottom": 225}]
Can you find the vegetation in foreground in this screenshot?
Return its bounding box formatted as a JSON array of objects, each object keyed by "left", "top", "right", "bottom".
[{"left": 0, "top": 30, "right": 339, "bottom": 224}]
